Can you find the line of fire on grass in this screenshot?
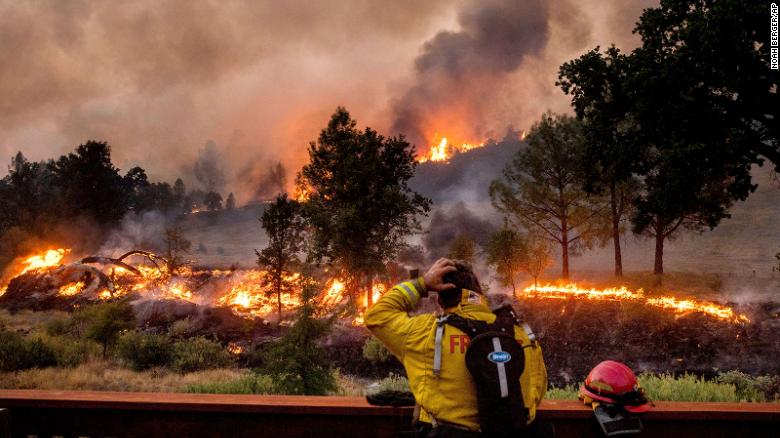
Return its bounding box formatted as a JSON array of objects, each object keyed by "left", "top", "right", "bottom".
[
  {"left": 0, "top": 248, "right": 750, "bottom": 325},
  {"left": 522, "top": 283, "right": 750, "bottom": 323}
]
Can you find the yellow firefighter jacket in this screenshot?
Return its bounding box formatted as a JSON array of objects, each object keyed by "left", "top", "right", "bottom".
[{"left": 364, "top": 278, "right": 547, "bottom": 431}]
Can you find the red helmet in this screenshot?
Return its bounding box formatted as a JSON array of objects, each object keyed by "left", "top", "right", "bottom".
[{"left": 579, "top": 360, "right": 651, "bottom": 413}]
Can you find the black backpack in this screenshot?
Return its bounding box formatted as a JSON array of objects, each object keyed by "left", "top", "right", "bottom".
[{"left": 435, "top": 306, "right": 531, "bottom": 437}]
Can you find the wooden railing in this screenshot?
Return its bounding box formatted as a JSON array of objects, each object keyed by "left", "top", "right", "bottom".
[{"left": 0, "top": 390, "right": 778, "bottom": 437}]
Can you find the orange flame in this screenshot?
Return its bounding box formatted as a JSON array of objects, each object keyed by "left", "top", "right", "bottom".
[
  {"left": 0, "top": 248, "right": 71, "bottom": 297},
  {"left": 58, "top": 281, "right": 85, "bottom": 297},
  {"left": 294, "top": 185, "right": 312, "bottom": 202},
  {"left": 418, "top": 135, "right": 485, "bottom": 163},
  {"left": 227, "top": 343, "right": 244, "bottom": 355},
  {"left": 1, "top": 247, "right": 383, "bottom": 324},
  {"left": 522, "top": 283, "right": 749, "bottom": 323},
  {"left": 20, "top": 249, "right": 70, "bottom": 275}
]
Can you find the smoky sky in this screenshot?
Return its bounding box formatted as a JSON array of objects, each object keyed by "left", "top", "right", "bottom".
[{"left": 0, "top": 0, "right": 657, "bottom": 203}]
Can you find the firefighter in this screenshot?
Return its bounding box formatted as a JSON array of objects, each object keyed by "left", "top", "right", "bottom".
[{"left": 365, "top": 258, "right": 547, "bottom": 437}]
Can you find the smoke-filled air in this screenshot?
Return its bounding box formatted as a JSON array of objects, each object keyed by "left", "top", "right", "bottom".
[{"left": 1, "top": 0, "right": 780, "bottom": 420}]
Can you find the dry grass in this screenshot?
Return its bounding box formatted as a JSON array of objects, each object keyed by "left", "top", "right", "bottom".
[
  {"left": 0, "top": 309, "right": 69, "bottom": 334},
  {"left": 0, "top": 360, "right": 248, "bottom": 392}
]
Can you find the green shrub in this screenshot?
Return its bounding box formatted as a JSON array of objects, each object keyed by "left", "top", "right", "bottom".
[
  {"left": 257, "top": 281, "right": 337, "bottom": 395},
  {"left": 182, "top": 374, "right": 276, "bottom": 394},
  {"left": 169, "top": 319, "right": 193, "bottom": 338},
  {"left": 116, "top": 331, "right": 172, "bottom": 370},
  {"left": 638, "top": 373, "right": 738, "bottom": 402},
  {"left": 72, "top": 301, "right": 136, "bottom": 358},
  {"left": 375, "top": 373, "right": 410, "bottom": 392},
  {"left": 22, "top": 337, "right": 57, "bottom": 368},
  {"left": 44, "top": 316, "right": 72, "bottom": 337},
  {"left": 362, "top": 337, "right": 391, "bottom": 363},
  {"left": 0, "top": 330, "right": 57, "bottom": 371},
  {"left": 546, "top": 384, "right": 579, "bottom": 400},
  {"left": 41, "top": 335, "right": 99, "bottom": 368},
  {"left": 716, "top": 371, "right": 780, "bottom": 402},
  {"left": 545, "top": 373, "right": 780, "bottom": 402},
  {"left": 172, "top": 337, "right": 233, "bottom": 373}
]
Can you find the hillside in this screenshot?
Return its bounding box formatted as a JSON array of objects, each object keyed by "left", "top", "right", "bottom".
[{"left": 181, "top": 142, "right": 780, "bottom": 288}]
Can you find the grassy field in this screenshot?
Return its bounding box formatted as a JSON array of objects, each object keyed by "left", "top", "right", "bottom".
[
  {"left": 3, "top": 362, "right": 776, "bottom": 403},
  {"left": 546, "top": 372, "right": 780, "bottom": 403}
]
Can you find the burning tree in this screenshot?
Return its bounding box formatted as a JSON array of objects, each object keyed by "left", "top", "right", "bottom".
[
  {"left": 490, "top": 112, "right": 606, "bottom": 279},
  {"left": 256, "top": 194, "right": 303, "bottom": 323},
  {"left": 297, "top": 107, "right": 431, "bottom": 307}
]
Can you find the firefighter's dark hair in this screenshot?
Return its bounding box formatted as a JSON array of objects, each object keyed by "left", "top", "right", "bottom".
[{"left": 438, "top": 261, "right": 482, "bottom": 308}]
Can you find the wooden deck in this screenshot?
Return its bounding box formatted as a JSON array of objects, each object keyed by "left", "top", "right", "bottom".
[{"left": 1, "top": 390, "right": 778, "bottom": 437}]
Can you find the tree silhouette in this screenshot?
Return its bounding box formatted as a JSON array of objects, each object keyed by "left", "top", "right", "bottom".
[
  {"left": 51, "top": 141, "right": 129, "bottom": 223},
  {"left": 298, "top": 107, "right": 430, "bottom": 307},
  {"left": 486, "top": 227, "right": 526, "bottom": 298},
  {"left": 490, "top": 113, "right": 605, "bottom": 279},
  {"left": 256, "top": 194, "right": 303, "bottom": 323},
  {"left": 558, "top": 47, "right": 638, "bottom": 277}
]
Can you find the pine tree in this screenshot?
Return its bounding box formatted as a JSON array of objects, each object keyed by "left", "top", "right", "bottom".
[
  {"left": 256, "top": 194, "right": 303, "bottom": 323},
  {"left": 258, "top": 277, "right": 337, "bottom": 395}
]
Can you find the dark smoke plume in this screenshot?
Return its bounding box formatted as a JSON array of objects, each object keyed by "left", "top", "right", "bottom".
[
  {"left": 193, "top": 141, "right": 226, "bottom": 194},
  {"left": 422, "top": 202, "right": 498, "bottom": 261},
  {"left": 234, "top": 161, "right": 288, "bottom": 203},
  {"left": 391, "top": 0, "right": 551, "bottom": 148}
]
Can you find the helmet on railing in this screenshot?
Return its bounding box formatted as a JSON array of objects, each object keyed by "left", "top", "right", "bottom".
[{"left": 579, "top": 360, "right": 652, "bottom": 413}]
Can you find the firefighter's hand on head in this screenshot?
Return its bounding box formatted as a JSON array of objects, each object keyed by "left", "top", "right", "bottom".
[{"left": 423, "top": 258, "right": 457, "bottom": 294}]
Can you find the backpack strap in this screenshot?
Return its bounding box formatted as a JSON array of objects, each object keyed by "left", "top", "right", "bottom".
[
  {"left": 521, "top": 322, "right": 537, "bottom": 345},
  {"left": 494, "top": 305, "right": 538, "bottom": 346},
  {"left": 445, "top": 313, "right": 488, "bottom": 339},
  {"left": 433, "top": 315, "right": 449, "bottom": 376},
  {"left": 434, "top": 314, "right": 490, "bottom": 375}
]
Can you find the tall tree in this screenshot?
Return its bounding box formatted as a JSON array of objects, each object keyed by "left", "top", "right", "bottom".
[
  {"left": 203, "top": 192, "right": 223, "bottom": 211},
  {"left": 193, "top": 140, "right": 225, "bottom": 194},
  {"left": 0, "top": 152, "right": 56, "bottom": 233},
  {"left": 163, "top": 225, "right": 191, "bottom": 275},
  {"left": 447, "top": 233, "right": 477, "bottom": 266},
  {"left": 486, "top": 227, "right": 526, "bottom": 298},
  {"left": 298, "top": 107, "right": 431, "bottom": 307},
  {"left": 490, "top": 112, "right": 604, "bottom": 279},
  {"left": 51, "top": 141, "right": 129, "bottom": 223},
  {"left": 257, "top": 194, "right": 303, "bottom": 323},
  {"left": 173, "top": 178, "right": 187, "bottom": 210},
  {"left": 268, "top": 162, "right": 287, "bottom": 196},
  {"left": 634, "top": 0, "right": 779, "bottom": 170},
  {"left": 558, "top": 46, "right": 639, "bottom": 277},
  {"left": 225, "top": 193, "right": 236, "bottom": 210},
  {"left": 520, "top": 233, "right": 552, "bottom": 291},
  {"left": 623, "top": 0, "right": 778, "bottom": 275}
]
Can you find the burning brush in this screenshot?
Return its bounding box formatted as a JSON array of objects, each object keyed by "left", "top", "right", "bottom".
[{"left": 522, "top": 283, "right": 749, "bottom": 324}]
